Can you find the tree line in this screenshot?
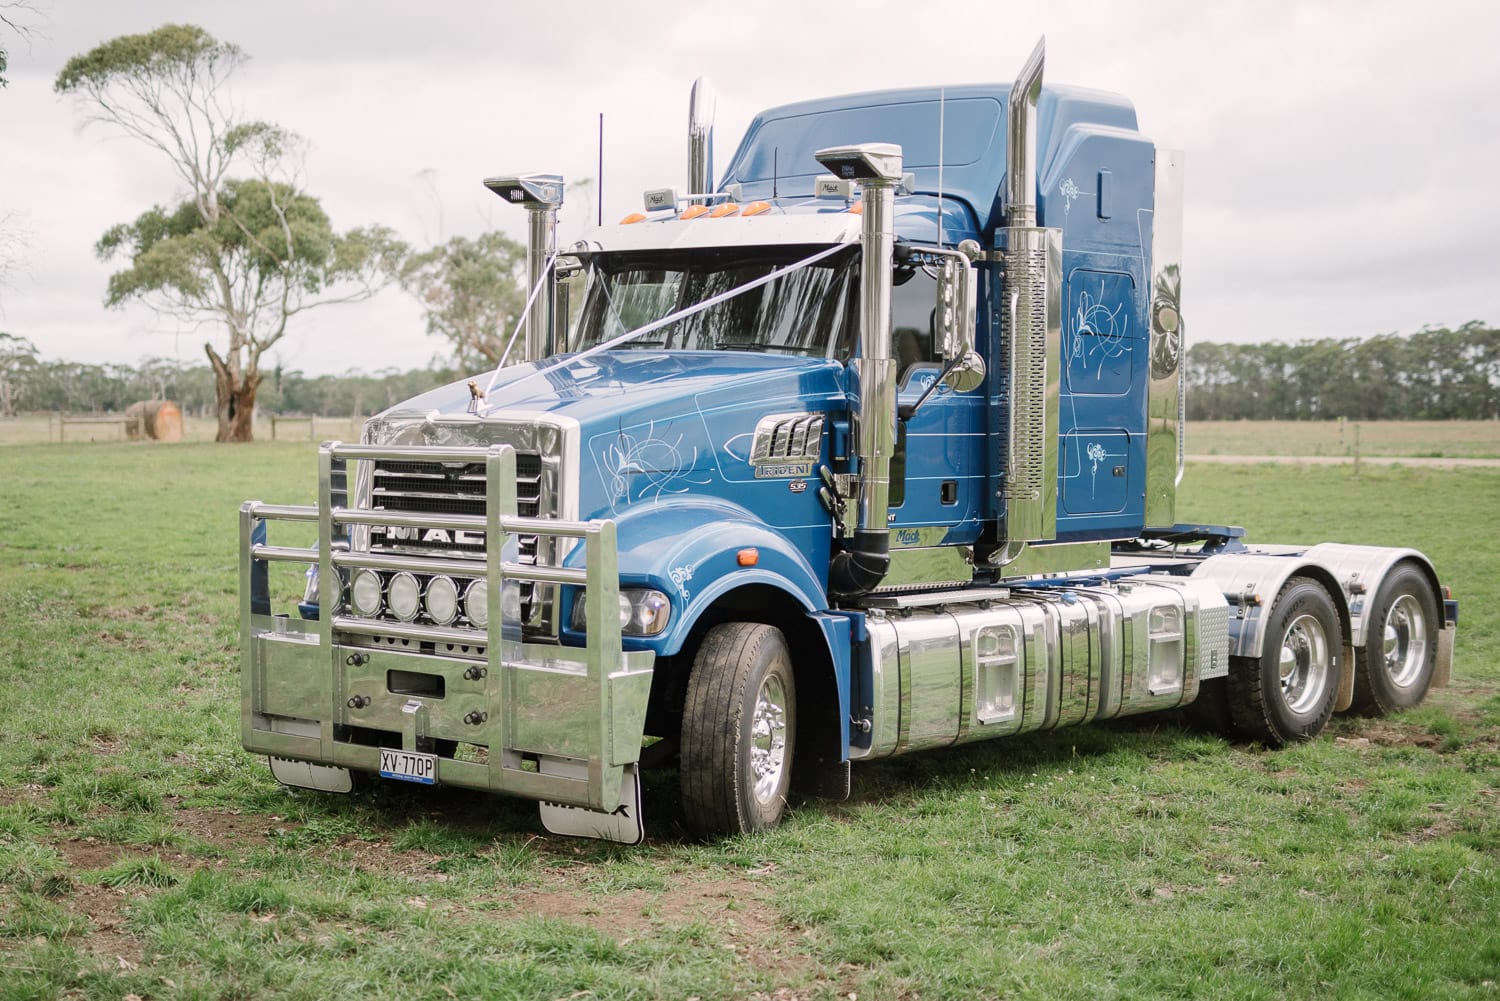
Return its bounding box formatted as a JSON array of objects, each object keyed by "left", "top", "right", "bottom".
[
  {"left": 0, "top": 335, "right": 459, "bottom": 419},
  {"left": 7, "top": 320, "right": 1496, "bottom": 424},
  {"left": 1184, "top": 322, "right": 1499, "bottom": 421}
]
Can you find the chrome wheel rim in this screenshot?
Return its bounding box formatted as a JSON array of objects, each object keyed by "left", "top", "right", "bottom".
[
  {"left": 1279, "top": 612, "right": 1331, "bottom": 715},
  {"left": 1382, "top": 594, "right": 1427, "bottom": 689},
  {"left": 750, "top": 673, "right": 789, "bottom": 806}
]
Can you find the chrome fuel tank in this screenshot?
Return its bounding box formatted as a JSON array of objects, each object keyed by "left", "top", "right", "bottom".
[{"left": 852, "top": 576, "right": 1228, "bottom": 760}]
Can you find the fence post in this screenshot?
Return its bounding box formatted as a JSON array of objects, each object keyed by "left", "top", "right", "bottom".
[{"left": 1353, "top": 423, "right": 1361, "bottom": 478}]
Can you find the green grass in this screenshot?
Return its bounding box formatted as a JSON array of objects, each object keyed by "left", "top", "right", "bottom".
[
  {"left": 1186, "top": 419, "right": 1500, "bottom": 458},
  {"left": 1, "top": 441, "right": 1497, "bottom": 999}
]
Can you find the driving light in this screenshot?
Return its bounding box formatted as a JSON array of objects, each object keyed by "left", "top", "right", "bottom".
[
  {"left": 387, "top": 572, "right": 421, "bottom": 621},
  {"left": 465, "top": 580, "right": 489, "bottom": 629},
  {"left": 350, "top": 569, "right": 382, "bottom": 617},
  {"left": 425, "top": 575, "right": 459, "bottom": 626}
]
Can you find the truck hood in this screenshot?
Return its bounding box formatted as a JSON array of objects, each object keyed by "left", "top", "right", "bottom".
[
  {"left": 373, "top": 351, "right": 846, "bottom": 430},
  {"left": 366, "top": 351, "right": 848, "bottom": 530}
]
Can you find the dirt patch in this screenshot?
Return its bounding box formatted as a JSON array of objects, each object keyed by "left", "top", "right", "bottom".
[
  {"left": 67, "top": 882, "right": 146, "bottom": 968},
  {"left": 1337, "top": 721, "right": 1441, "bottom": 750},
  {"left": 53, "top": 838, "right": 142, "bottom": 872},
  {"left": 485, "top": 871, "right": 824, "bottom": 985},
  {"left": 167, "top": 805, "right": 274, "bottom": 849}
]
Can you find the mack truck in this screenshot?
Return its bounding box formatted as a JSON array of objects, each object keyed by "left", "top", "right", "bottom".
[{"left": 239, "top": 40, "right": 1456, "bottom": 843}]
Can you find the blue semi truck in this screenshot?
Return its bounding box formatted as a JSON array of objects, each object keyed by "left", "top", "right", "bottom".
[{"left": 240, "top": 41, "right": 1455, "bottom": 842}]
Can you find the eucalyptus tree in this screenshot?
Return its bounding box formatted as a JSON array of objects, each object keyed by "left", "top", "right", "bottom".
[
  {"left": 56, "top": 24, "right": 405, "bottom": 441},
  {"left": 400, "top": 231, "right": 529, "bottom": 370}
]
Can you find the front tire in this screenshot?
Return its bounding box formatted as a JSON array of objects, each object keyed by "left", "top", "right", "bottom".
[
  {"left": 1352, "top": 562, "right": 1438, "bottom": 715},
  {"left": 1228, "top": 576, "right": 1341, "bottom": 746},
  {"left": 680, "top": 622, "right": 797, "bottom": 837}
]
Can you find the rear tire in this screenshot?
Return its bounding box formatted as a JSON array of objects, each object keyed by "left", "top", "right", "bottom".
[
  {"left": 1351, "top": 562, "right": 1438, "bottom": 715},
  {"left": 1228, "top": 576, "right": 1341, "bottom": 746},
  {"left": 680, "top": 622, "right": 797, "bottom": 837}
]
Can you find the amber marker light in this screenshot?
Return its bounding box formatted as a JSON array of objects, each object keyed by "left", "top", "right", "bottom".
[
  {"left": 620, "top": 212, "right": 647, "bottom": 224},
  {"left": 737, "top": 548, "right": 760, "bottom": 567},
  {"left": 681, "top": 205, "right": 711, "bottom": 220},
  {"left": 741, "top": 201, "right": 771, "bottom": 217},
  {"left": 710, "top": 203, "right": 740, "bottom": 217},
  {"left": 848, "top": 200, "right": 864, "bottom": 214}
]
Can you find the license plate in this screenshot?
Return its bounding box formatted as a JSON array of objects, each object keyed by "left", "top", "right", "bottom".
[{"left": 379, "top": 749, "right": 436, "bottom": 785}]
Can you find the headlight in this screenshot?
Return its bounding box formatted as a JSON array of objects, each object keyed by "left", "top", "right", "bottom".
[
  {"left": 350, "top": 569, "right": 382, "bottom": 617},
  {"left": 425, "top": 575, "right": 459, "bottom": 625},
  {"left": 387, "top": 572, "right": 421, "bottom": 621},
  {"left": 571, "top": 588, "right": 672, "bottom": 636},
  {"left": 465, "top": 580, "right": 489, "bottom": 629}
]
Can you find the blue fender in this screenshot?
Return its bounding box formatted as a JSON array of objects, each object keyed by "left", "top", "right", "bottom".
[
  {"left": 558, "top": 497, "right": 851, "bottom": 758},
  {"left": 563, "top": 495, "right": 829, "bottom": 656}
]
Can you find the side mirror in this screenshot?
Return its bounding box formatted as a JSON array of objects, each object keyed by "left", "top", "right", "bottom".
[{"left": 936, "top": 239, "right": 985, "bottom": 392}]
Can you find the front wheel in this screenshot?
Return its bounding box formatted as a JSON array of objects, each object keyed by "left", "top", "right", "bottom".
[
  {"left": 1352, "top": 562, "right": 1439, "bottom": 715},
  {"left": 680, "top": 622, "right": 797, "bottom": 837},
  {"left": 1228, "top": 576, "right": 1341, "bottom": 746}
]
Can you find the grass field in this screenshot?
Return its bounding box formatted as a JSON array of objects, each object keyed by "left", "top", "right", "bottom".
[
  {"left": 1186, "top": 419, "right": 1499, "bottom": 459},
  {"left": 1, "top": 441, "right": 1497, "bottom": 1000}
]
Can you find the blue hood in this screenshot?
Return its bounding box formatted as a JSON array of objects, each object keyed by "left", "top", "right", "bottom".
[{"left": 372, "top": 351, "right": 847, "bottom": 528}]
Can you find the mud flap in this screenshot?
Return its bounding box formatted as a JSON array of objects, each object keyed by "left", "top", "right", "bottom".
[
  {"left": 269, "top": 756, "right": 354, "bottom": 793},
  {"left": 539, "top": 763, "right": 644, "bottom": 844}
]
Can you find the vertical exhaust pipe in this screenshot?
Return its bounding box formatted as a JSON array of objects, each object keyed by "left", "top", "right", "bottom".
[
  {"left": 816, "top": 143, "right": 904, "bottom": 596},
  {"left": 688, "top": 77, "right": 716, "bottom": 195},
  {"left": 484, "top": 173, "right": 565, "bottom": 363},
  {"left": 997, "top": 36, "right": 1061, "bottom": 549},
  {"left": 1006, "top": 37, "right": 1046, "bottom": 228}
]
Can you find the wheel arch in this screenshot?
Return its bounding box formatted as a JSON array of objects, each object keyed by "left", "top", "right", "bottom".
[{"left": 1194, "top": 552, "right": 1353, "bottom": 660}]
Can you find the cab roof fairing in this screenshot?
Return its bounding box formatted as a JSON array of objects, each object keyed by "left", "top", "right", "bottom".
[{"left": 716, "top": 82, "right": 1140, "bottom": 236}]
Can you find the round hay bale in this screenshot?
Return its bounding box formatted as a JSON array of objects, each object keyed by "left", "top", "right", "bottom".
[{"left": 124, "top": 400, "right": 184, "bottom": 442}]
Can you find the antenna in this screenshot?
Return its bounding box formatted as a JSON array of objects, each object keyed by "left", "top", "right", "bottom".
[
  {"left": 597, "top": 113, "right": 604, "bottom": 226},
  {"left": 773, "top": 147, "right": 779, "bottom": 201},
  {"left": 937, "top": 88, "right": 946, "bottom": 247}
]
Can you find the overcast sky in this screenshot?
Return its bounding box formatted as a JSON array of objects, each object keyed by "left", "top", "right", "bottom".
[{"left": 2, "top": 0, "right": 1497, "bottom": 376}]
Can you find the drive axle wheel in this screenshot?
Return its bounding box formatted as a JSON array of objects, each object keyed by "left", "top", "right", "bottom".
[
  {"left": 1352, "top": 562, "right": 1439, "bottom": 715},
  {"left": 1228, "top": 576, "right": 1341, "bottom": 746},
  {"left": 680, "top": 622, "right": 797, "bottom": 837}
]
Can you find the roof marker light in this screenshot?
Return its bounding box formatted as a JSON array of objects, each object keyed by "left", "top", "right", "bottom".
[
  {"left": 741, "top": 201, "right": 771, "bottom": 217},
  {"left": 681, "top": 205, "right": 710, "bottom": 220},
  {"left": 710, "top": 203, "right": 739, "bottom": 218},
  {"left": 620, "top": 212, "right": 647, "bottom": 225},
  {"left": 848, "top": 200, "right": 864, "bottom": 215},
  {"left": 737, "top": 548, "right": 760, "bottom": 567}
]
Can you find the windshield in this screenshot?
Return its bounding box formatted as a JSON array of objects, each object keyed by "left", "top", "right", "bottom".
[{"left": 568, "top": 245, "right": 857, "bottom": 357}]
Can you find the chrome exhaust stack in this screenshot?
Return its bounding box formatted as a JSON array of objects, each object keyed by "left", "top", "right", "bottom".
[
  {"left": 816, "top": 143, "right": 903, "bottom": 596},
  {"left": 688, "top": 77, "right": 716, "bottom": 195},
  {"left": 484, "top": 173, "right": 565, "bottom": 363},
  {"left": 1006, "top": 37, "right": 1046, "bottom": 229},
  {"left": 997, "top": 38, "right": 1061, "bottom": 549}
]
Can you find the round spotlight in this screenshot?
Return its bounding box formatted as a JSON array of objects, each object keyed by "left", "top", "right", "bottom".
[
  {"left": 465, "top": 580, "right": 489, "bottom": 629},
  {"left": 387, "top": 572, "right": 421, "bottom": 621},
  {"left": 425, "top": 575, "right": 459, "bottom": 626},
  {"left": 350, "top": 569, "right": 383, "bottom": 617}
]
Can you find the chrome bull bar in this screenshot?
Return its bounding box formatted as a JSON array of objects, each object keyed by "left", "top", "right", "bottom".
[{"left": 239, "top": 441, "right": 654, "bottom": 811}]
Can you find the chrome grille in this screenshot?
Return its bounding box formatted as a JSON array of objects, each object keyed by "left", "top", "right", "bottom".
[{"left": 369, "top": 454, "right": 548, "bottom": 621}]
